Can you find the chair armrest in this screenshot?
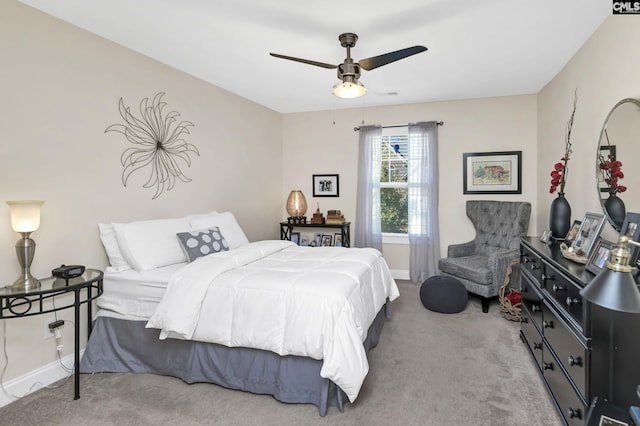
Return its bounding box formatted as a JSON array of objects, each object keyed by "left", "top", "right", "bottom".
[
  {"left": 489, "top": 249, "right": 520, "bottom": 289},
  {"left": 447, "top": 241, "right": 476, "bottom": 258}
]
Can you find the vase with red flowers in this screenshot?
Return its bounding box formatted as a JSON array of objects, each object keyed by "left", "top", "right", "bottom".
[
  {"left": 599, "top": 153, "right": 627, "bottom": 229},
  {"left": 548, "top": 91, "right": 577, "bottom": 239}
]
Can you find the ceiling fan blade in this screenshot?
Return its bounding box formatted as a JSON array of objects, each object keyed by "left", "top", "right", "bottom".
[
  {"left": 269, "top": 53, "right": 337, "bottom": 69},
  {"left": 358, "top": 46, "right": 427, "bottom": 71}
]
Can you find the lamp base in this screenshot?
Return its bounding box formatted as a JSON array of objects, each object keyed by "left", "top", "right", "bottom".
[
  {"left": 287, "top": 216, "right": 307, "bottom": 224},
  {"left": 11, "top": 275, "right": 41, "bottom": 292}
]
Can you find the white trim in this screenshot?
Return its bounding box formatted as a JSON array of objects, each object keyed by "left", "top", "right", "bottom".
[
  {"left": 382, "top": 233, "right": 409, "bottom": 245},
  {"left": 390, "top": 269, "right": 410, "bottom": 281},
  {"left": 0, "top": 351, "right": 82, "bottom": 408}
]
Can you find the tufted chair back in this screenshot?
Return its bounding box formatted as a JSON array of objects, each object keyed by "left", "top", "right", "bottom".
[{"left": 467, "top": 200, "right": 531, "bottom": 257}]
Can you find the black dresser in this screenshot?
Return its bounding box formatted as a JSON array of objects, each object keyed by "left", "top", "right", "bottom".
[{"left": 519, "top": 237, "right": 640, "bottom": 425}]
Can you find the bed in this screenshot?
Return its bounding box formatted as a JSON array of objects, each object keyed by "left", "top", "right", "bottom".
[{"left": 80, "top": 211, "right": 399, "bottom": 415}]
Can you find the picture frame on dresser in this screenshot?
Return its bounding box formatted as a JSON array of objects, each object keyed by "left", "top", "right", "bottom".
[
  {"left": 570, "top": 212, "right": 605, "bottom": 258},
  {"left": 564, "top": 220, "right": 582, "bottom": 246},
  {"left": 586, "top": 238, "right": 615, "bottom": 275},
  {"left": 621, "top": 212, "right": 640, "bottom": 268}
]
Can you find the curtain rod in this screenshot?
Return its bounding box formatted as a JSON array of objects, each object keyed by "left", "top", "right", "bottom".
[{"left": 353, "top": 121, "right": 444, "bottom": 132}]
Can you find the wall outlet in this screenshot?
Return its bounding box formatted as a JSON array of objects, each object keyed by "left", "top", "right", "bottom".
[{"left": 44, "top": 318, "right": 56, "bottom": 339}]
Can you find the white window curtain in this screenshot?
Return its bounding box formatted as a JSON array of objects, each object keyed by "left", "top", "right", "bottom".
[
  {"left": 408, "top": 121, "right": 440, "bottom": 283},
  {"left": 355, "top": 125, "right": 383, "bottom": 251}
]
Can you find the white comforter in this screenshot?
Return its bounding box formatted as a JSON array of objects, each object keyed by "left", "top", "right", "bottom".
[{"left": 146, "top": 240, "right": 399, "bottom": 402}]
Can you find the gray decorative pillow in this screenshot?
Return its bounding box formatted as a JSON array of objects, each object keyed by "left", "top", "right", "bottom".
[{"left": 176, "top": 227, "right": 229, "bottom": 262}]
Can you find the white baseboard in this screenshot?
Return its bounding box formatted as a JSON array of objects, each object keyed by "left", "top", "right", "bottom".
[
  {"left": 0, "top": 351, "right": 82, "bottom": 408},
  {"left": 390, "top": 269, "right": 410, "bottom": 281}
]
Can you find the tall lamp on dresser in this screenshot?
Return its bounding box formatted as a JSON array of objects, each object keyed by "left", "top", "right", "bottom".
[{"left": 580, "top": 236, "right": 640, "bottom": 410}]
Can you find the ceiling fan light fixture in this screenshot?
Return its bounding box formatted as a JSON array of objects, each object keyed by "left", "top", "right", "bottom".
[{"left": 333, "top": 79, "right": 367, "bottom": 99}]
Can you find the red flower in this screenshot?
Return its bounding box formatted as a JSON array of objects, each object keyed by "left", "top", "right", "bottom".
[
  {"left": 599, "top": 154, "right": 626, "bottom": 193},
  {"left": 549, "top": 91, "right": 576, "bottom": 195}
]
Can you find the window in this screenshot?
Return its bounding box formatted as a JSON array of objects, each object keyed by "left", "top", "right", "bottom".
[{"left": 380, "top": 128, "right": 408, "bottom": 235}]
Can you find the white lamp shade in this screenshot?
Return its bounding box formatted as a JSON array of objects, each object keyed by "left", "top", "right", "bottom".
[
  {"left": 333, "top": 80, "right": 367, "bottom": 98},
  {"left": 7, "top": 200, "right": 44, "bottom": 233}
]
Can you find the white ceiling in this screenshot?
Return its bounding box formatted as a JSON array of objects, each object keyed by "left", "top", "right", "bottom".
[{"left": 19, "top": 0, "right": 611, "bottom": 114}]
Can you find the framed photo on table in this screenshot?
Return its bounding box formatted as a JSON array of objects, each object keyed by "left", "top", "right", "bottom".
[
  {"left": 462, "top": 151, "right": 522, "bottom": 194},
  {"left": 621, "top": 212, "right": 640, "bottom": 267},
  {"left": 564, "top": 220, "right": 582, "bottom": 246},
  {"left": 334, "top": 233, "right": 343, "bottom": 247},
  {"left": 570, "top": 212, "right": 605, "bottom": 258},
  {"left": 312, "top": 174, "right": 339, "bottom": 197},
  {"left": 321, "top": 234, "right": 333, "bottom": 247},
  {"left": 290, "top": 232, "right": 300, "bottom": 245},
  {"left": 587, "top": 238, "right": 614, "bottom": 275}
]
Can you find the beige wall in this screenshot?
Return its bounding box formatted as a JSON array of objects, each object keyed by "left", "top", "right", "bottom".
[
  {"left": 537, "top": 15, "right": 640, "bottom": 243},
  {"left": 283, "top": 96, "right": 538, "bottom": 272},
  {"left": 1, "top": 1, "right": 282, "bottom": 380}
]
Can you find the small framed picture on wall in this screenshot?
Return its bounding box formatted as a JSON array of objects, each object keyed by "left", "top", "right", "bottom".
[{"left": 312, "top": 174, "right": 339, "bottom": 197}]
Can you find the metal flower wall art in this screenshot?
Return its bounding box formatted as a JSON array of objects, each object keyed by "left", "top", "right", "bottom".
[{"left": 105, "top": 92, "right": 199, "bottom": 199}]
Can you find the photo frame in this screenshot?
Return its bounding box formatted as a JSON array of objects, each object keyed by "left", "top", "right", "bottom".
[
  {"left": 564, "top": 220, "right": 582, "bottom": 245},
  {"left": 313, "top": 232, "right": 323, "bottom": 247},
  {"left": 321, "top": 234, "right": 333, "bottom": 247},
  {"left": 300, "top": 234, "right": 309, "bottom": 247},
  {"left": 290, "top": 231, "right": 300, "bottom": 245},
  {"left": 598, "top": 145, "right": 616, "bottom": 192},
  {"left": 621, "top": 212, "right": 640, "bottom": 267},
  {"left": 463, "top": 151, "right": 522, "bottom": 194},
  {"left": 587, "top": 238, "right": 615, "bottom": 275},
  {"left": 570, "top": 212, "right": 606, "bottom": 258},
  {"left": 334, "top": 233, "right": 343, "bottom": 247},
  {"left": 312, "top": 174, "right": 339, "bottom": 197},
  {"left": 540, "top": 230, "right": 552, "bottom": 244}
]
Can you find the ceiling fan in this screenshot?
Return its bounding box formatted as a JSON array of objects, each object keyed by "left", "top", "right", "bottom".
[{"left": 270, "top": 33, "right": 427, "bottom": 98}]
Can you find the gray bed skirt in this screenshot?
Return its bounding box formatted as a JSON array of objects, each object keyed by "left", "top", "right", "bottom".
[{"left": 80, "top": 300, "right": 391, "bottom": 416}]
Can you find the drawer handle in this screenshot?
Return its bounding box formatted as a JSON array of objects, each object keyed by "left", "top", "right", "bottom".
[
  {"left": 520, "top": 317, "right": 528, "bottom": 324},
  {"left": 566, "top": 297, "right": 580, "bottom": 306},
  {"left": 533, "top": 342, "right": 542, "bottom": 350},
  {"left": 543, "top": 362, "right": 554, "bottom": 371},
  {"left": 521, "top": 286, "right": 528, "bottom": 293},
  {"left": 567, "top": 407, "right": 582, "bottom": 419},
  {"left": 552, "top": 284, "right": 566, "bottom": 292},
  {"left": 568, "top": 355, "right": 583, "bottom": 367},
  {"left": 524, "top": 257, "right": 534, "bottom": 263},
  {"left": 542, "top": 274, "right": 555, "bottom": 281},
  {"left": 531, "top": 304, "right": 541, "bottom": 312},
  {"left": 530, "top": 264, "right": 540, "bottom": 270},
  {"left": 543, "top": 320, "right": 554, "bottom": 329}
]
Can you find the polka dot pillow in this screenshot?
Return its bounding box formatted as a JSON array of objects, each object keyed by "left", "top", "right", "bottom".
[{"left": 176, "top": 227, "right": 229, "bottom": 263}]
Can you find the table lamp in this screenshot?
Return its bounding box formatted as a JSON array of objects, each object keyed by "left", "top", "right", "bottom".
[
  {"left": 6, "top": 200, "right": 44, "bottom": 292},
  {"left": 580, "top": 235, "right": 640, "bottom": 313}
]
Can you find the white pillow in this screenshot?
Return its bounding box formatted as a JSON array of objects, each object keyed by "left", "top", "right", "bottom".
[
  {"left": 98, "top": 223, "right": 131, "bottom": 272},
  {"left": 189, "top": 211, "right": 249, "bottom": 249},
  {"left": 113, "top": 217, "right": 190, "bottom": 272}
]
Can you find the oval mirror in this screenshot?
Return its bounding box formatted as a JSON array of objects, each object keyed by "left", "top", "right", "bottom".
[{"left": 596, "top": 98, "right": 640, "bottom": 231}]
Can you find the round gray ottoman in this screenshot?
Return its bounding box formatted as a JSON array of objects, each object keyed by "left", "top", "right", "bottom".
[{"left": 420, "top": 275, "right": 468, "bottom": 313}]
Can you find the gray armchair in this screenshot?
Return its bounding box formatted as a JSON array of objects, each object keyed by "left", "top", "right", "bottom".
[{"left": 438, "top": 200, "right": 531, "bottom": 313}]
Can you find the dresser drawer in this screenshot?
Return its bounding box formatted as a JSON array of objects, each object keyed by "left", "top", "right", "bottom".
[
  {"left": 542, "top": 301, "right": 587, "bottom": 401},
  {"left": 543, "top": 341, "right": 587, "bottom": 426},
  {"left": 520, "top": 305, "right": 544, "bottom": 369},
  {"left": 521, "top": 245, "right": 544, "bottom": 284},
  {"left": 520, "top": 273, "right": 543, "bottom": 329},
  {"left": 543, "top": 262, "right": 584, "bottom": 330}
]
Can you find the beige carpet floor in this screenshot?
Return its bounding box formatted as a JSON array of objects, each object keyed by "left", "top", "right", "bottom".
[{"left": 0, "top": 280, "right": 563, "bottom": 425}]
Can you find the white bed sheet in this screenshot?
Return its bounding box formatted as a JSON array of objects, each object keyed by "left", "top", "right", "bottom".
[
  {"left": 146, "top": 240, "right": 399, "bottom": 403},
  {"left": 98, "top": 263, "right": 186, "bottom": 320}
]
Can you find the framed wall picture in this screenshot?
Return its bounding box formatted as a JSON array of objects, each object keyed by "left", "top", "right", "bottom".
[
  {"left": 621, "top": 212, "right": 640, "bottom": 267},
  {"left": 312, "top": 174, "right": 339, "bottom": 197},
  {"left": 564, "top": 220, "right": 582, "bottom": 245},
  {"left": 570, "top": 212, "right": 605, "bottom": 258},
  {"left": 463, "top": 151, "right": 522, "bottom": 194},
  {"left": 586, "top": 238, "right": 614, "bottom": 275},
  {"left": 598, "top": 145, "right": 616, "bottom": 192}
]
